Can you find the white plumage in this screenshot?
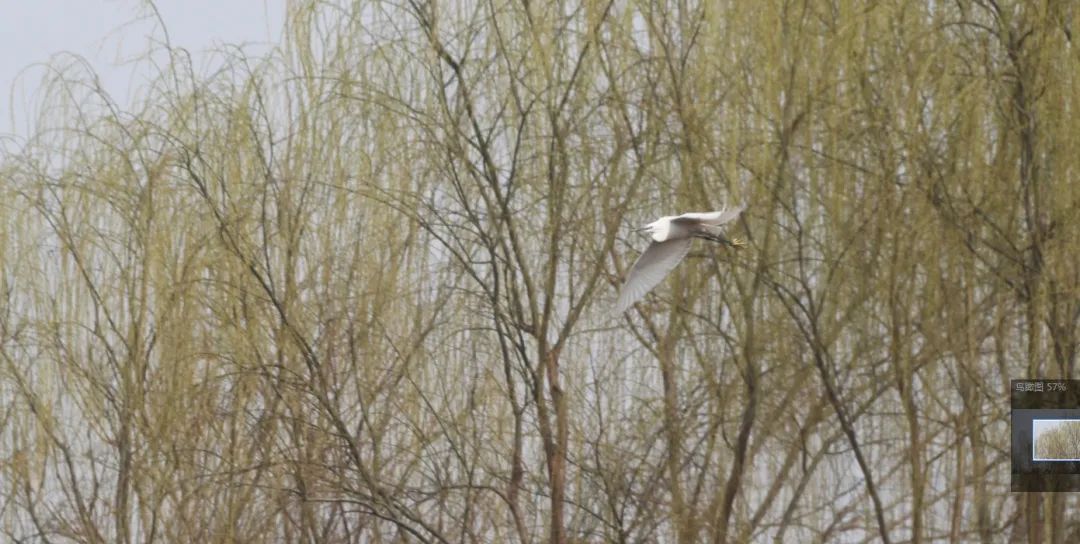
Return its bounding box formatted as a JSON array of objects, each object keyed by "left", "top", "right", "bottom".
[{"left": 616, "top": 204, "right": 746, "bottom": 314}]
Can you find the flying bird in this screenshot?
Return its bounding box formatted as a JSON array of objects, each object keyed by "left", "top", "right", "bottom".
[{"left": 616, "top": 205, "right": 746, "bottom": 314}]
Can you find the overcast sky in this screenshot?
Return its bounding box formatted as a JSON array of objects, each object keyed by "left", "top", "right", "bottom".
[
  {"left": 1034, "top": 419, "right": 1064, "bottom": 442},
  {"left": 1, "top": 0, "right": 285, "bottom": 139}
]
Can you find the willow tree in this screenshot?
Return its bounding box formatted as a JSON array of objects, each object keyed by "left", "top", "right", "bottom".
[{"left": 2, "top": 0, "right": 1080, "bottom": 543}]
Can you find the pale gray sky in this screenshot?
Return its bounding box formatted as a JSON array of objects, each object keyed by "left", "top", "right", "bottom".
[
  {"left": 1, "top": 0, "right": 285, "bottom": 138},
  {"left": 1034, "top": 419, "right": 1064, "bottom": 442}
]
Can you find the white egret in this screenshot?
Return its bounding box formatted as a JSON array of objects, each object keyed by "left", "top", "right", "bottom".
[{"left": 615, "top": 205, "right": 746, "bottom": 314}]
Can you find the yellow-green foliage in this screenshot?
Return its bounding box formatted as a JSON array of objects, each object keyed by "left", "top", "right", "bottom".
[{"left": 1, "top": 0, "right": 1078, "bottom": 542}]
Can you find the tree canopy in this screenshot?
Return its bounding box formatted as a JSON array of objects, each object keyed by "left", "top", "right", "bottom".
[{"left": 2, "top": 1, "right": 1079, "bottom": 542}]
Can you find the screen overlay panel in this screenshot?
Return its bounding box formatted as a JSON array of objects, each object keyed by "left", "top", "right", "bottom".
[{"left": 1012, "top": 380, "right": 1080, "bottom": 492}]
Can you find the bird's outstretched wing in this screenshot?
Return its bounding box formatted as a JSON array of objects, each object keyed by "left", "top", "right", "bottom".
[
  {"left": 673, "top": 204, "right": 746, "bottom": 226},
  {"left": 615, "top": 238, "right": 693, "bottom": 314}
]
